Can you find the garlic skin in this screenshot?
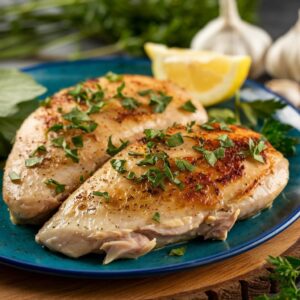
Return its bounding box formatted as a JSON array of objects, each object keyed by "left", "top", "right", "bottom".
[
  {"left": 191, "top": 0, "right": 272, "bottom": 78},
  {"left": 266, "top": 11, "right": 300, "bottom": 82},
  {"left": 266, "top": 79, "right": 300, "bottom": 107}
]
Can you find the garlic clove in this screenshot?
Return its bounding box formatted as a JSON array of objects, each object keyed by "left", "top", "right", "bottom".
[
  {"left": 191, "top": 0, "right": 272, "bottom": 78},
  {"left": 266, "top": 79, "right": 300, "bottom": 107},
  {"left": 266, "top": 10, "right": 300, "bottom": 82}
]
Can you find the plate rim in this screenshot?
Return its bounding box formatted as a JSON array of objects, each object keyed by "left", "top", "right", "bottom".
[{"left": 0, "top": 57, "right": 298, "bottom": 278}]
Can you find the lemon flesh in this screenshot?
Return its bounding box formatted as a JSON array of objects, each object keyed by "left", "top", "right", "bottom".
[{"left": 145, "top": 43, "right": 251, "bottom": 106}]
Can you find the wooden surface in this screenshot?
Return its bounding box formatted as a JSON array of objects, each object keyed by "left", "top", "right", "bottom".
[{"left": 0, "top": 219, "right": 299, "bottom": 300}]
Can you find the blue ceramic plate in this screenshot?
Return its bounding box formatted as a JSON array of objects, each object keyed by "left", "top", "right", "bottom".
[{"left": 0, "top": 57, "right": 299, "bottom": 278}]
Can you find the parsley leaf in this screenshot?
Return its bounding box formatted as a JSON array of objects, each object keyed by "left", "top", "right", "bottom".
[
  {"left": 186, "top": 120, "right": 196, "bottom": 133},
  {"left": 111, "top": 159, "right": 127, "bottom": 173},
  {"left": 106, "top": 136, "right": 129, "bottom": 156},
  {"left": 195, "top": 184, "right": 203, "bottom": 191},
  {"left": 72, "top": 135, "right": 83, "bottom": 148},
  {"left": 93, "top": 191, "right": 110, "bottom": 201},
  {"left": 152, "top": 212, "right": 160, "bottom": 223},
  {"left": 128, "top": 151, "right": 144, "bottom": 157},
  {"left": 201, "top": 123, "right": 214, "bottom": 131},
  {"left": 144, "top": 128, "right": 165, "bottom": 141},
  {"left": 193, "top": 145, "right": 225, "bottom": 167},
  {"left": 30, "top": 145, "right": 47, "bottom": 156},
  {"left": 169, "top": 247, "right": 186, "bottom": 256},
  {"left": 149, "top": 92, "right": 172, "bottom": 113},
  {"left": 25, "top": 156, "right": 44, "bottom": 167},
  {"left": 166, "top": 132, "right": 184, "bottom": 147},
  {"left": 48, "top": 123, "right": 63, "bottom": 132},
  {"left": 64, "top": 147, "right": 79, "bottom": 163},
  {"left": 218, "top": 134, "right": 234, "bottom": 148},
  {"left": 138, "top": 89, "right": 152, "bottom": 96},
  {"left": 105, "top": 71, "right": 123, "bottom": 82},
  {"left": 51, "top": 136, "right": 64, "bottom": 148},
  {"left": 9, "top": 171, "right": 21, "bottom": 182},
  {"left": 142, "top": 167, "right": 165, "bottom": 189},
  {"left": 180, "top": 100, "right": 197, "bottom": 112},
  {"left": 248, "top": 138, "right": 266, "bottom": 163},
  {"left": 68, "top": 84, "right": 88, "bottom": 102},
  {"left": 122, "top": 97, "right": 140, "bottom": 110},
  {"left": 116, "top": 82, "right": 125, "bottom": 98},
  {"left": 175, "top": 159, "right": 195, "bottom": 172},
  {"left": 44, "top": 178, "right": 65, "bottom": 194},
  {"left": 63, "top": 107, "right": 90, "bottom": 123}
]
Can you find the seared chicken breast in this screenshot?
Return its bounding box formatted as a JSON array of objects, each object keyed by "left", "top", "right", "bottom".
[
  {"left": 36, "top": 122, "right": 289, "bottom": 264},
  {"left": 3, "top": 75, "right": 207, "bottom": 224}
]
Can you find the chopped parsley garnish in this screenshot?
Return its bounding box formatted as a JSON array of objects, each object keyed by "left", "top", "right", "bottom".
[
  {"left": 248, "top": 138, "right": 266, "bottom": 163},
  {"left": 186, "top": 120, "right": 196, "bottom": 133},
  {"left": 116, "top": 82, "right": 125, "bottom": 98},
  {"left": 72, "top": 135, "right": 83, "bottom": 148},
  {"left": 79, "top": 175, "right": 84, "bottom": 183},
  {"left": 122, "top": 97, "right": 140, "bottom": 110},
  {"left": 44, "top": 178, "right": 65, "bottom": 194},
  {"left": 63, "top": 107, "right": 90, "bottom": 123},
  {"left": 25, "top": 156, "right": 44, "bottom": 167},
  {"left": 195, "top": 184, "right": 203, "bottom": 191},
  {"left": 201, "top": 123, "right": 214, "bottom": 131},
  {"left": 68, "top": 83, "right": 89, "bottom": 102},
  {"left": 64, "top": 146, "right": 79, "bottom": 163},
  {"left": 218, "top": 134, "right": 234, "bottom": 148},
  {"left": 142, "top": 167, "right": 165, "bottom": 189},
  {"left": 138, "top": 89, "right": 152, "bottom": 96},
  {"left": 175, "top": 159, "right": 195, "bottom": 172},
  {"left": 111, "top": 159, "right": 127, "bottom": 173},
  {"left": 169, "top": 247, "right": 186, "bottom": 256},
  {"left": 144, "top": 128, "right": 165, "bottom": 141},
  {"left": 93, "top": 191, "right": 110, "bottom": 201},
  {"left": 137, "top": 152, "right": 168, "bottom": 166},
  {"left": 126, "top": 171, "right": 136, "bottom": 180},
  {"left": 128, "top": 151, "right": 144, "bottom": 157},
  {"left": 51, "top": 136, "right": 64, "bottom": 148},
  {"left": 180, "top": 100, "right": 197, "bottom": 112},
  {"left": 40, "top": 97, "right": 52, "bottom": 107},
  {"left": 219, "top": 122, "right": 232, "bottom": 132},
  {"left": 164, "top": 164, "right": 184, "bottom": 189},
  {"left": 149, "top": 92, "right": 172, "bottom": 113},
  {"left": 152, "top": 212, "right": 160, "bottom": 223},
  {"left": 193, "top": 144, "right": 225, "bottom": 167},
  {"left": 48, "top": 123, "right": 63, "bottom": 132},
  {"left": 166, "top": 132, "right": 184, "bottom": 147},
  {"left": 105, "top": 71, "right": 123, "bottom": 82},
  {"left": 106, "top": 136, "right": 129, "bottom": 156},
  {"left": 9, "top": 171, "right": 21, "bottom": 182},
  {"left": 86, "top": 102, "right": 104, "bottom": 115},
  {"left": 30, "top": 145, "right": 47, "bottom": 157}
]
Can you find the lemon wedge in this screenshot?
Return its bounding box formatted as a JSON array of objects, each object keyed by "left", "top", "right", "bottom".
[{"left": 145, "top": 43, "right": 251, "bottom": 106}]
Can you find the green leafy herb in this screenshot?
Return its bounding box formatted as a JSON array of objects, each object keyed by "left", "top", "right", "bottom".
[
  {"left": 180, "top": 100, "right": 197, "bottom": 112},
  {"left": 195, "top": 184, "right": 203, "bottom": 191},
  {"left": 9, "top": 171, "right": 21, "bottom": 182},
  {"left": 218, "top": 134, "right": 234, "bottom": 148},
  {"left": 116, "top": 82, "right": 125, "bottom": 98},
  {"left": 126, "top": 171, "right": 136, "bottom": 180},
  {"left": 111, "top": 159, "right": 127, "bottom": 173},
  {"left": 152, "top": 212, "right": 160, "bottom": 223},
  {"left": 63, "top": 107, "right": 90, "bottom": 123},
  {"left": 166, "top": 133, "right": 184, "bottom": 147},
  {"left": 193, "top": 145, "right": 225, "bottom": 167},
  {"left": 86, "top": 102, "right": 104, "bottom": 115},
  {"left": 128, "top": 151, "right": 144, "bottom": 157},
  {"left": 175, "top": 159, "right": 195, "bottom": 172},
  {"left": 138, "top": 89, "right": 152, "bottom": 96},
  {"left": 30, "top": 145, "right": 47, "bottom": 156},
  {"left": 93, "top": 191, "right": 110, "bottom": 201},
  {"left": 169, "top": 247, "right": 186, "bottom": 256},
  {"left": 149, "top": 92, "right": 172, "bottom": 113},
  {"left": 64, "top": 147, "right": 79, "bottom": 163},
  {"left": 255, "top": 256, "right": 300, "bottom": 300},
  {"left": 105, "top": 72, "right": 123, "bottom": 82},
  {"left": 248, "top": 138, "right": 266, "bottom": 163},
  {"left": 79, "top": 175, "right": 84, "bottom": 183},
  {"left": 106, "top": 136, "right": 129, "bottom": 156},
  {"left": 261, "top": 118, "right": 298, "bottom": 157},
  {"left": 25, "top": 156, "right": 44, "bottom": 167},
  {"left": 51, "top": 136, "right": 64, "bottom": 148},
  {"left": 207, "top": 108, "right": 236, "bottom": 123},
  {"left": 137, "top": 151, "right": 168, "bottom": 166},
  {"left": 144, "top": 128, "right": 165, "bottom": 141},
  {"left": 48, "top": 123, "right": 63, "bottom": 132},
  {"left": 186, "top": 121, "right": 196, "bottom": 133},
  {"left": 72, "top": 135, "right": 83, "bottom": 148},
  {"left": 164, "top": 164, "right": 184, "bottom": 189},
  {"left": 201, "top": 123, "right": 214, "bottom": 131},
  {"left": 122, "top": 97, "right": 140, "bottom": 110},
  {"left": 142, "top": 167, "right": 165, "bottom": 189},
  {"left": 44, "top": 178, "right": 65, "bottom": 194},
  {"left": 40, "top": 97, "right": 52, "bottom": 108},
  {"left": 68, "top": 84, "right": 88, "bottom": 102}
]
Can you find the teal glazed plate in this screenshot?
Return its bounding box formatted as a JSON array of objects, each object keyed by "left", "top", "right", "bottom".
[{"left": 0, "top": 57, "right": 299, "bottom": 278}]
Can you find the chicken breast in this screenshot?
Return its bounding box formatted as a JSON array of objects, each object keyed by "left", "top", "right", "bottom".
[
  {"left": 36, "top": 122, "right": 289, "bottom": 264},
  {"left": 3, "top": 74, "right": 207, "bottom": 224}
]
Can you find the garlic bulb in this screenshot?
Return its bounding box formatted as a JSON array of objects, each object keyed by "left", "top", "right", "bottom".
[
  {"left": 266, "top": 79, "right": 300, "bottom": 107},
  {"left": 266, "top": 10, "right": 300, "bottom": 82},
  {"left": 191, "top": 0, "right": 272, "bottom": 78}
]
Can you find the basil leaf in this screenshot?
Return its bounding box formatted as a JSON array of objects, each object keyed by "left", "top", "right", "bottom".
[
  {"left": 166, "top": 133, "right": 184, "bottom": 147},
  {"left": 44, "top": 178, "right": 65, "bottom": 194},
  {"left": 180, "top": 100, "right": 197, "bottom": 112}
]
